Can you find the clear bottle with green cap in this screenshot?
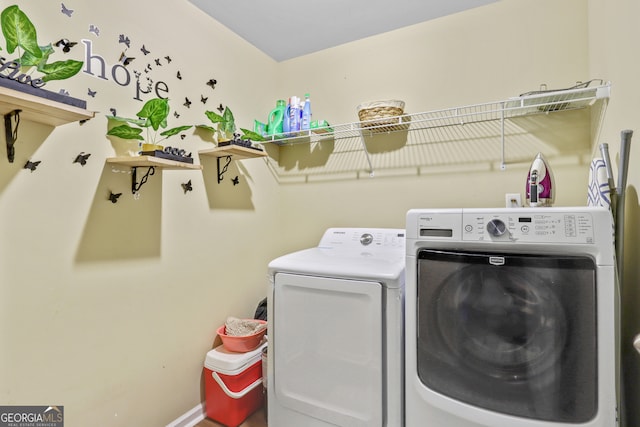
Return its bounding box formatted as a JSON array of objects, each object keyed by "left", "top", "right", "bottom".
[{"left": 301, "top": 93, "right": 312, "bottom": 131}]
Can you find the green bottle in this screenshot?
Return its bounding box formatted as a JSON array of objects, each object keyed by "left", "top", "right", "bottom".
[{"left": 267, "top": 99, "right": 286, "bottom": 135}]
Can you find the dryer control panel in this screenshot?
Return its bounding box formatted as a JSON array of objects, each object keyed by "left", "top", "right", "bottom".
[{"left": 318, "top": 227, "right": 406, "bottom": 249}]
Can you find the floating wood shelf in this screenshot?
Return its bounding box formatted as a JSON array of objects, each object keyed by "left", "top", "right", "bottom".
[
  {"left": 107, "top": 156, "right": 202, "bottom": 194},
  {"left": 199, "top": 145, "right": 267, "bottom": 184},
  {"left": 199, "top": 145, "right": 268, "bottom": 160},
  {"left": 0, "top": 84, "right": 94, "bottom": 127},
  {"left": 106, "top": 156, "right": 202, "bottom": 170}
]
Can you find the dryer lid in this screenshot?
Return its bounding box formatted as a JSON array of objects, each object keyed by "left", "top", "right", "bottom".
[{"left": 268, "top": 228, "right": 406, "bottom": 286}]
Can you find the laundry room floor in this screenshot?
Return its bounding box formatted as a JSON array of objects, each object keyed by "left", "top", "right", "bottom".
[{"left": 195, "top": 408, "right": 266, "bottom": 427}]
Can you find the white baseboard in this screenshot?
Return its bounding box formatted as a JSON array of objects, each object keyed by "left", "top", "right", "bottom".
[{"left": 166, "top": 402, "right": 206, "bottom": 427}]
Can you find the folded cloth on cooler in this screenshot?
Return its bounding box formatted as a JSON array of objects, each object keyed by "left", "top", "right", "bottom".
[
  {"left": 587, "top": 157, "right": 611, "bottom": 209},
  {"left": 225, "top": 316, "right": 267, "bottom": 336}
]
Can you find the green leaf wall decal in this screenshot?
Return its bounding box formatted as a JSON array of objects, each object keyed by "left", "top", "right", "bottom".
[
  {"left": 1, "top": 5, "right": 41, "bottom": 58},
  {"left": 39, "top": 59, "right": 83, "bottom": 81}
]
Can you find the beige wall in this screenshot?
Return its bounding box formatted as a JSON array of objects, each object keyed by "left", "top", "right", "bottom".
[
  {"left": 0, "top": 1, "right": 280, "bottom": 425},
  {"left": 1, "top": 0, "right": 637, "bottom": 425},
  {"left": 589, "top": 0, "right": 640, "bottom": 424},
  {"left": 274, "top": 0, "right": 593, "bottom": 251}
]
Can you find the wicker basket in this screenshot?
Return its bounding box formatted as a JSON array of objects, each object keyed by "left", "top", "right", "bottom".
[{"left": 357, "top": 100, "right": 405, "bottom": 129}]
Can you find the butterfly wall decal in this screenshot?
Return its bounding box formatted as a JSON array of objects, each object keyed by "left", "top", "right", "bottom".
[
  {"left": 184, "top": 97, "right": 192, "bottom": 108},
  {"left": 110, "top": 108, "right": 117, "bottom": 116},
  {"left": 55, "top": 38, "right": 77, "bottom": 53},
  {"left": 207, "top": 79, "right": 217, "bottom": 89},
  {"left": 119, "top": 51, "right": 134, "bottom": 66},
  {"left": 182, "top": 180, "right": 193, "bottom": 194},
  {"left": 119, "top": 34, "right": 131, "bottom": 48},
  {"left": 87, "top": 88, "right": 96, "bottom": 97},
  {"left": 165, "top": 56, "right": 172, "bottom": 63},
  {"left": 217, "top": 103, "right": 224, "bottom": 113},
  {"left": 174, "top": 112, "right": 180, "bottom": 119},
  {"left": 176, "top": 71, "right": 182, "bottom": 80},
  {"left": 154, "top": 58, "right": 162, "bottom": 66},
  {"left": 108, "top": 191, "right": 122, "bottom": 204},
  {"left": 24, "top": 160, "right": 41, "bottom": 172},
  {"left": 61, "top": 3, "right": 73, "bottom": 17},
  {"left": 89, "top": 25, "right": 100, "bottom": 36},
  {"left": 232, "top": 176, "right": 240, "bottom": 186},
  {"left": 74, "top": 152, "right": 91, "bottom": 166},
  {"left": 201, "top": 95, "right": 208, "bottom": 104},
  {"left": 141, "top": 45, "right": 150, "bottom": 55}
]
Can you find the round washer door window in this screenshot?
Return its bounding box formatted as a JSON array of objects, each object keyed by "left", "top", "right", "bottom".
[
  {"left": 416, "top": 250, "right": 597, "bottom": 423},
  {"left": 436, "top": 265, "right": 566, "bottom": 383}
]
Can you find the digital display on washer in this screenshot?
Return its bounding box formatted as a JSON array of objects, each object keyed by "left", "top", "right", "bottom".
[
  {"left": 519, "top": 217, "right": 532, "bottom": 223},
  {"left": 420, "top": 228, "right": 453, "bottom": 237}
]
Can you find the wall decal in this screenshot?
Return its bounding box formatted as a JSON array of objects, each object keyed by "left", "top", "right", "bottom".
[
  {"left": 164, "top": 56, "right": 172, "bottom": 63},
  {"left": 183, "top": 97, "right": 191, "bottom": 108},
  {"left": 87, "top": 88, "right": 96, "bottom": 97},
  {"left": 119, "top": 51, "right": 134, "bottom": 66},
  {"left": 217, "top": 103, "right": 224, "bottom": 113},
  {"left": 74, "top": 152, "right": 91, "bottom": 166},
  {"left": 109, "top": 108, "right": 117, "bottom": 116},
  {"left": 201, "top": 95, "right": 208, "bottom": 104},
  {"left": 54, "top": 38, "right": 77, "bottom": 53},
  {"left": 108, "top": 191, "right": 122, "bottom": 203},
  {"left": 24, "top": 160, "right": 41, "bottom": 172},
  {"left": 89, "top": 24, "right": 100, "bottom": 36},
  {"left": 181, "top": 179, "right": 192, "bottom": 194},
  {"left": 118, "top": 34, "right": 131, "bottom": 48},
  {"left": 0, "top": 5, "right": 84, "bottom": 87},
  {"left": 206, "top": 79, "right": 217, "bottom": 89},
  {"left": 141, "top": 45, "right": 150, "bottom": 55},
  {"left": 154, "top": 58, "right": 162, "bottom": 67},
  {"left": 60, "top": 3, "right": 73, "bottom": 17},
  {"left": 176, "top": 71, "right": 182, "bottom": 80},
  {"left": 232, "top": 176, "right": 239, "bottom": 186},
  {"left": 174, "top": 112, "right": 180, "bottom": 119}
]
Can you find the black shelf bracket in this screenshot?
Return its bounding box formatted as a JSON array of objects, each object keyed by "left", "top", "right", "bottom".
[
  {"left": 217, "top": 155, "right": 232, "bottom": 184},
  {"left": 131, "top": 166, "right": 155, "bottom": 194},
  {"left": 4, "top": 109, "right": 21, "bottom": 163}
]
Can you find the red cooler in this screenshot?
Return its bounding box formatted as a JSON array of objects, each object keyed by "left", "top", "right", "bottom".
[{"left": 204, "top": 341, "right": 266, "bottom": 427}]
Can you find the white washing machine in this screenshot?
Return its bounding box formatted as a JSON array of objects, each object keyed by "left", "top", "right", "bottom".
[
  {"left": 267, "top": 227, "right": 405, "bottom": 427},
  {"left": 405, "top": 207, "right": 619, "bottom": 427}
]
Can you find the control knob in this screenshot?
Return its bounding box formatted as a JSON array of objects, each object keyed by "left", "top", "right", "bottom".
[
  {"left": 360, "top": 233, "right": 373, "bottom": 246},
  {"left": 486, "top": 219, "right": 507, "bottom": 237}
]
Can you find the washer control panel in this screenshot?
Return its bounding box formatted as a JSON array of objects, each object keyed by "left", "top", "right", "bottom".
[
  {"left": 412, "top": 209, "right": 600, "bottom": 245},
  {"left": 462, "top": 211, "right": 595, "bottom": 243}
]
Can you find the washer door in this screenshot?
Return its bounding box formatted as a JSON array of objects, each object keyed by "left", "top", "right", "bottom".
[
  {"left": 417, "top": 250, "right": 597, "bottom": 423},
  {"left": 273, "top": 273, "right": 383, "bottom": 427}
]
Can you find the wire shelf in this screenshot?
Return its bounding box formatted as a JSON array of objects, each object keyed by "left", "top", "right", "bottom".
[{"left": 260, "top": 82, "right": 611, "bottom": 180}]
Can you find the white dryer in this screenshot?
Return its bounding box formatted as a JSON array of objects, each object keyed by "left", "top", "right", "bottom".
[
  {"left": 405, "top": 207, "right": 619, "bottom": 427},
  {"left": 267, "top": 228, "right": 405, "bottom": 427}
]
